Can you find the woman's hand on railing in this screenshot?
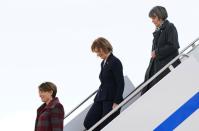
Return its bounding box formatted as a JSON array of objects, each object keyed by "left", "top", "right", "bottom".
[{"left": 112, "top": 103, "right": 118, "bottom": 109}]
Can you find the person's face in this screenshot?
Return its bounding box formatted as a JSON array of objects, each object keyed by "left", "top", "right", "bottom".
[
  {"left": 39, "top": 90, "right": 53, "bottom": 103},
  {"left": 94, "top": 48, "right": 107, "bottom": 60},
  {"left": 151, "top": 16, "right": 162, "bottom": 28}
]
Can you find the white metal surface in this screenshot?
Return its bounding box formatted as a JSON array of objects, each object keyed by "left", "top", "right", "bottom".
[
  {"left": 64, "top": 76, "right": 135, "bottom": 131},
  {"left": 102, "top": 56, "right": 199, "bottom": 131}
]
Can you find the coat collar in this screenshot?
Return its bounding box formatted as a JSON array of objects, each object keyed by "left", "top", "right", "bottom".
[
  {"left": 37, "top": 97, "right": 60, "bottom": 113},
  {"left": 153, "top": 20, "right": 170, "bottom": 37},
  {"left": 102, "top": 53, "right": 113, "bottom": 66},
  {"left": 105, "top": 53, "right": 113, "bottom": 62},
  {"left": 159, "top": 20, "right": 169, "bottom": 30}
]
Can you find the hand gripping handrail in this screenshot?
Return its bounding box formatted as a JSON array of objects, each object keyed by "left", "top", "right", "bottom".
[
  {"left": 64, "top": 89, "right": 98, "bottom": 119},
  {"left": 87, "top": 37, "right": 199, "bottom": 131}
]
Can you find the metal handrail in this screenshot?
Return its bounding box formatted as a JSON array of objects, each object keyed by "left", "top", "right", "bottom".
[
  {"left": 64, "top": 89, "right": 98, "bottom": 119},
  {"left": 88, "top": 37, "right": 199, "bottom": 131}
]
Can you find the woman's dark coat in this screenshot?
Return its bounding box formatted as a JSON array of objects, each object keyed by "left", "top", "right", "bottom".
[
  {"left": 94, "top": 53, "right": 124, "bottom": 104},
  {"left": 142, "top": 20, "right": 180, "bottom": 94}
]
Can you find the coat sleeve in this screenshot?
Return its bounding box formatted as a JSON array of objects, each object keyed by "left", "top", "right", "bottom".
[
  {"left": 50, "top": 104, "right": 65, "bottom": 131},
  {"left": 155, "top": 24, "right": 179, "bottom": 60},
  {"left": 112, "top": 59, "right": 124, "bottom": 104}
]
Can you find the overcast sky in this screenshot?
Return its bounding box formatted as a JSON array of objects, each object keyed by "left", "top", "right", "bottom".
[{"left": 0, "top": 0, "right": 199, "bottom": 130}]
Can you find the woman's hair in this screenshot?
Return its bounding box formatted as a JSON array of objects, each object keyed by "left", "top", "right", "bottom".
[
  {"left": 149, "top": 6, "right": 168, "bottom": 20},
  {"left": 91, "top": 37, "right": 113, "bottom": 53},
  {"left": 38, "top": 82, "right": 57, "bottom": 98}
]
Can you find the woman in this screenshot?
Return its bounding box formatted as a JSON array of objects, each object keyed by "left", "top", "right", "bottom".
[
  {"left": 142, "top": 6, "right": 180, "bottom": 95},
  {"left": 35, "top": 82, "right": 65, "bottom": 131},
  {"left": 84, "top": 37, "right": 124, "bottom": 131}
]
